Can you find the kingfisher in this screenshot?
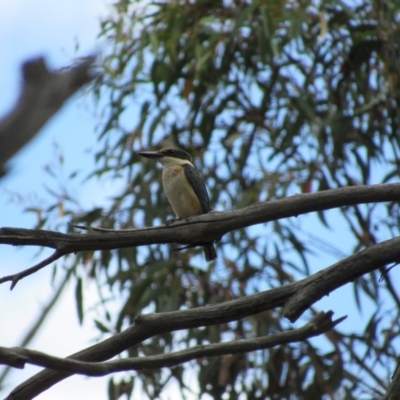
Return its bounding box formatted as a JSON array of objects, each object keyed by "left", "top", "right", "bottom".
[{"left": 138, "top": 147, "right": 217, "bottom": 261}]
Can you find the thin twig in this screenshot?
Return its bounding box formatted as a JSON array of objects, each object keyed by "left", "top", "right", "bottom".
[{"left": 0, "top": 249, "right": 66, "bottom": 289}]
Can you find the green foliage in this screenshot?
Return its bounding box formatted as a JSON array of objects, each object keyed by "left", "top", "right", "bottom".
[{"left": 30, "top": 0, "right": 400, "bottom": 399}]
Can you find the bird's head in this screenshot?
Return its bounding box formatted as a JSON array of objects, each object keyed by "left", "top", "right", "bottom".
[{"left": 138, "top": 147, "right": 192, "bottom": 166}]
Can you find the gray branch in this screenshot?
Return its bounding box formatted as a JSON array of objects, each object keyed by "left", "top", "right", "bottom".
[
  {"left": 0, "top": 312, "right": 344, "bottom": 377},
  {"left": 4, "top": 234, "right": 400, "bottom": 399},
  {"left": 0, "top": 56, "right": 96, "bottom": 177},
  {"left": 1, "top": 183, "right": 400, "bottom": 399},
  {"left": 0, "top": 183, "right": 399, "bottom": 288}
]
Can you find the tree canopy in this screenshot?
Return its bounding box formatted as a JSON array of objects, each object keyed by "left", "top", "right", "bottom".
[{"left": 1, "top": 0, "right": 400, "bottom": 399}]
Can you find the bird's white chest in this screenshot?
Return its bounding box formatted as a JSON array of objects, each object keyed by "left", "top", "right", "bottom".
[{"left": 162, "top": 165, "right": 202, "bottom": 219}]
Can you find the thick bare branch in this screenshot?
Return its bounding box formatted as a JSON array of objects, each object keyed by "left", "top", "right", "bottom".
[
  {"left": 282, "top": 236, "right": 400, "bottom": 321},
  {"left": 6, "top": 235, "right": 400, "bottom": 399},
  {"left": 0, "top": 56, "right": 96, "bottom": 177},
  {"left": 1, "top": 183, "right": 399, "bottom": 288},
  {"left": 0, "top": 312, "right": 344, "bottom": 378}
]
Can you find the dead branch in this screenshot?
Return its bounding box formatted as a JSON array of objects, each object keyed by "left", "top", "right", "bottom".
[
  {"left": 0, "top": 312, "right": 344, "bottom": 378},
  {"left": 0, "top": 56, "right": 96, "bottom": 177},
  {"left": 1, "top": 183, "right": 399, "bottom": 288},
  {"left": 5, "top": 234, "right": 400, "bottom": 399}
]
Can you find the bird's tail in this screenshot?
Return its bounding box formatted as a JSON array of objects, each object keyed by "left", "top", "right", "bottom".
[{"left": 203, "top": 243, "right": 217, "bottom": 262}]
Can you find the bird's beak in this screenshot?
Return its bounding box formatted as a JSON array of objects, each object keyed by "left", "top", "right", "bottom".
[{"left": 137, "top": 151, "right": 164, "bottom": 159}]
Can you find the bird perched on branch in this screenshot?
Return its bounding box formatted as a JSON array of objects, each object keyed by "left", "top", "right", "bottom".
[{"left": 138, "top": 147, "right": 217, "bottom": 261}]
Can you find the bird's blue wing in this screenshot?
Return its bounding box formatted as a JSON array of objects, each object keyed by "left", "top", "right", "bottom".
[{"left": 183, "top": 163, "right": 212, "bottom": 213}]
